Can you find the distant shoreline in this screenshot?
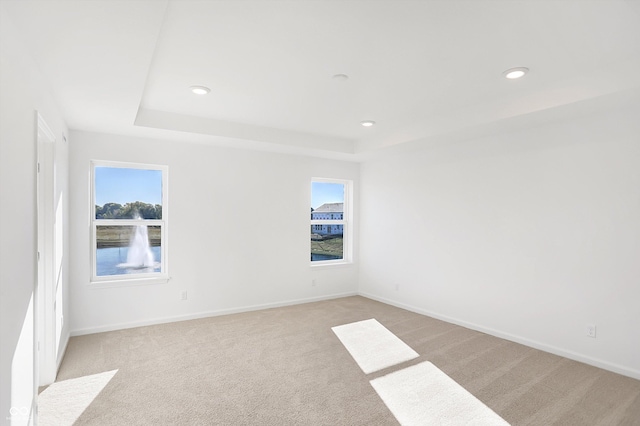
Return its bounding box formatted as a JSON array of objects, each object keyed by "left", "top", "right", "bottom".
[
  {"left": 96, "top": 226, "right": 161, "bottom": 248},
  {"left": 97, "top": 241, "right": 161, "bottom": 248}
]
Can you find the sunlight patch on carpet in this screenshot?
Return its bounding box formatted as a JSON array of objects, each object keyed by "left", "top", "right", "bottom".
[
  {"left": 38, "top": 369, "right": 118, "bottom": 426},
  {"left": 370, "top": 361, "right": 510, "bottom": 426},
  {"left": 332, "top": 318, "right": 419, "bottom": 374}
]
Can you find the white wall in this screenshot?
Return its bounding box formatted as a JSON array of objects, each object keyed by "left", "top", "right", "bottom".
[
  {"left": 0, "top": 7, "right": 70, "bottom": 426},
  {"left": 359, "top": 105, "right": 640, "bottom": 379},
  {"left": 69, "top": 131, "right": 359, "bottom": 334}
]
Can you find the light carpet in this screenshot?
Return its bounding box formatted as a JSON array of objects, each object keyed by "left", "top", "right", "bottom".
[
  {"left": 52, "top": 297, "right": 640, "bottom": 425},
  {"left": 38, "top": 370, "right": 118, "bottom": 426},
  {"left": 332, "top": 318, "right": 419, "bottom": 374},
  {"left": 371, "top": 361, "right": 510, "bottom": 426}
]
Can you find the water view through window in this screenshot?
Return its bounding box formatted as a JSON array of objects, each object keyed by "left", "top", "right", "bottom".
[
  {"left": 93, "top": 165, "right": 165, "bottom": 278},
  {"left": 96, "top": 225, "right": 162, "bottom": 275}
]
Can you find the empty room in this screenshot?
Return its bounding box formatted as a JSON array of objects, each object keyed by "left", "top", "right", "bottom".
[{"left": 1, "top": 0, "right": 639, "bottom": 425}]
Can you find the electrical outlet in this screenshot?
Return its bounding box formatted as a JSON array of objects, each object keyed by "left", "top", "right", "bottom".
[
  {"left": 180, "top": 290, "right": 188, "bottom": 301},
  {"left": 586, "top": 324, "right": 596, "bottom": 338}
]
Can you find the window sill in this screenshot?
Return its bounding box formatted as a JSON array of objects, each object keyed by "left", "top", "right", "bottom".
[
  {"left": 88, "top": 275, "right": 170, "bottom": 288},
  {"left": 310, "top": 260, "right": 353, "bottom": 269}
]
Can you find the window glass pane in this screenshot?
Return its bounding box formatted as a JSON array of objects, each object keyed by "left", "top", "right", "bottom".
[
  {"left": 310, "top": 226, "right": 343, "bottom": 261},
  {"left": 96, "top": 225, "right": 162, "bottom": 276},
  {"left": 311, "top": 181, "right": 345, "bottom": 262},
  {"left": 95, "top": 167, "right": 162, "bottom": 219},
  {"left": 311, "top": 182, "right": 344, "bottom": 217}
]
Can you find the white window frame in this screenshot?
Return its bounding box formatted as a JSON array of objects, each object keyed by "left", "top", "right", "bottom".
[
  {"left": 310, "top": 178, "right": 353, "bottom": 266},
  {"left": 90, "top": 160, "right": 169, "bottom": 284}
]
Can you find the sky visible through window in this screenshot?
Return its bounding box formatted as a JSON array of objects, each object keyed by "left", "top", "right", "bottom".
[
  {"left": 311, "top": 182, "right": 344, "bottom": 209},
  {"left": 95, "top": 167, "right": 162, "bottom": 206}
]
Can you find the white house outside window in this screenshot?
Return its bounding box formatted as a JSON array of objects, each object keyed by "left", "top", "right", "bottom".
[
  {"left": 91, "top": 161, "right": 168, "bottom": 283},
  {"left": 310, "top": 178, "right": 352, "bottom": 264}
]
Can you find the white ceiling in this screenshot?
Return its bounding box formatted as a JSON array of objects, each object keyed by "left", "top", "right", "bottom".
[{"left": 3, "top": 0, "right": 640, "bottom": 160}]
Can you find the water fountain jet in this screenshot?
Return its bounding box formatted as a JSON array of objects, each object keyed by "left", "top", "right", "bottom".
[{"left": 116, "top": 215, "right": 158, "bottom": 272}]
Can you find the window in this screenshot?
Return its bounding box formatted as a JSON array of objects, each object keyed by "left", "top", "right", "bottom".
[
  {"left": 310, "top": 178, "right": 352, "bottom": 264},
  {"left": 91, "top": 161, "right": 168, "bottom": 283}
]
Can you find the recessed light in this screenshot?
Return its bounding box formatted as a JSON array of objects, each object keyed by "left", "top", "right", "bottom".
[
  {"left": 502, "top": 67, "right": 529, "bottom": 79},
  {"left": 361, "top": 120, "right": 376, "bottom": 127},
  {"left": 332, "top": 74, "right": 349, "bottom": 81},
  {"left": 190, "top": 85, "right": 210, "bottom": 95}
]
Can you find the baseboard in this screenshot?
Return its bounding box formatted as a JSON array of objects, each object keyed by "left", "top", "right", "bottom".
[
  {"left": 359, "top": 291, "right": 640, "bottom": 381},
  {"left": 70, "top": 291, "right": 358, "bottom": 336}
]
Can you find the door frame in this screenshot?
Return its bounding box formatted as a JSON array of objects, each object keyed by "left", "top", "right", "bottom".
[{"left": 35, "top": 111, "right": 57, "bottom": 389}]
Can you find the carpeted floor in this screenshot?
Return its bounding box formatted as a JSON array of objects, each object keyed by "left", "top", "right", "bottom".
[
  {"left": 370, "top": 361, "right": 509, "bottom": 425},
  {"left": 332, "top": 318, "right": 418, "bottom": 374},
  {"left": 50, "top": 296, "right": 640, "bottom": 425}
]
